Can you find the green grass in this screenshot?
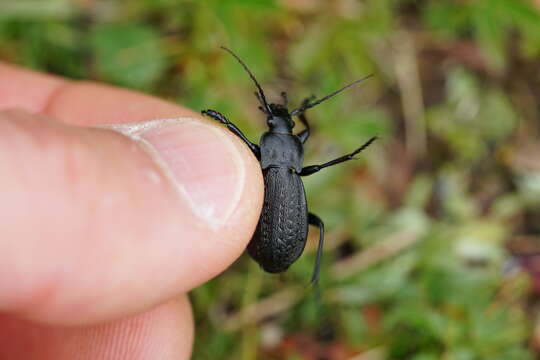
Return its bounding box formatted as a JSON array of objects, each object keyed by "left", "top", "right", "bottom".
[{"left": 2, "top": 0, "right": 540, "bottom": 358}]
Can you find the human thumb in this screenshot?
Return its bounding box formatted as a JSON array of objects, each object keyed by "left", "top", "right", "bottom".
[{"left": 0, "top": 109, "right": 263, "bottom": 325}]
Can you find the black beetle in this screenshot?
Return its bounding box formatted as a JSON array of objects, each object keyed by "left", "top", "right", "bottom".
[{"left": 202, "top": 47, "right": 376, "bottom": 285}]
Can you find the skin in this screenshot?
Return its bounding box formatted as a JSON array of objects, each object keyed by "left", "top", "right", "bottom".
[{"left": 0, "top": 63, "right": 264, "bottom": 359}]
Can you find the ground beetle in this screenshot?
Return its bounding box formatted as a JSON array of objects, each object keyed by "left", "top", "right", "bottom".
[{"left": 202, "top": 47, "right": 376, "bottom": 285}]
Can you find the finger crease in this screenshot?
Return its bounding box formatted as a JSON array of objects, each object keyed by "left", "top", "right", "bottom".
[{"left": 41, "top": 80, "right": 76, "bottom": 116}]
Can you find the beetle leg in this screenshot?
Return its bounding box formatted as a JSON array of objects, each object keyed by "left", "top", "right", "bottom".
[
  {"left": 201, "top": 109, "right": 261, "bottom": 159},
  {"left": 300, "top": 136, "right": 377, "bottom": 176},
  {"left": 295, "top": 97, "right": 314, "bottom": 144},
  {"left": 296, "top": 112, "right": 310, "bottom": 144},
  {"left": 308, "top": 212, "right": 325, "bottom": 286}
]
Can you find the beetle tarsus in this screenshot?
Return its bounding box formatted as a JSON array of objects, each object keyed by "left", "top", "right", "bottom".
[
  {"left": 201, "top": 109, "right": 229, "bottom": 124},
  {"left": 201, "top": 109, "right": 261, "bottom": 159},
  {"left": 295, "top": 98, "right": 313, "bottom": 144},
  {"left": 308, "top": 213, "right": 325, "bottom": 286},
  {"left": 290, "top": 75, "right": 373, "bottom": 116},
  {"left": 300, "top": 136, "right": 378, "bottom": 176}
]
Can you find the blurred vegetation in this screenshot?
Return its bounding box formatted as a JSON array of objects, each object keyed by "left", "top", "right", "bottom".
[{"left": 3, "top": 0, "right": 540, "bottom": 359}]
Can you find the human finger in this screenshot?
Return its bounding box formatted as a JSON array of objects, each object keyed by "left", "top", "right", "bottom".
[
  {"left": 0, "top": 297, "right": 193, "bottom": 359},
  {"left": 0, "top": 106, "right": 262, "bottom": 325}
]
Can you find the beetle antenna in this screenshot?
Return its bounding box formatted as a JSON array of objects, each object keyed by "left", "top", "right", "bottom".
[
  {"left": 290, "top": 74, "right": 373, "bottom": 116},
  {"left": 221, "top": 46, "right": 272, "bottom": 114}
]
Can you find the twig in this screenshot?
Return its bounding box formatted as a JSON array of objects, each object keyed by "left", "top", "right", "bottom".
[
  {"left": 219, "top": 286, "right": 304, "bottom": 331},
  {"left": 215, "top": 230, "right": 420, "bottom": 331},
  {"left": 331, "top": 230, "right": 420, "bottom": 280},
  {"left": 393, "top": 31, "right": 426, "bottom": 160},
  {"left": 348, "top": 347, "right": 386, "bottom": 360}
]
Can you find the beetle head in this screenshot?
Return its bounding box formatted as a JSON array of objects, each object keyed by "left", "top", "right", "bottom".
[{"left": 267, "top": 103, "right": 295, "bottom": 131}]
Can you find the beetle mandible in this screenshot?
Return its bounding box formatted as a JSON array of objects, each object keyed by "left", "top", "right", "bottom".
[{"left": 202, "top": 47, "right": 377, "bottom": 285}]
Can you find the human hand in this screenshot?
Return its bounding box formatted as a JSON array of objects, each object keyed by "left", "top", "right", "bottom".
[{"left": 0, "top": 63, "right": 263, "bottom": 359}]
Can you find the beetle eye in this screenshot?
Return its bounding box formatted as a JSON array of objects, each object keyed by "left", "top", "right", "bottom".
[{"left": 290, "top": 120, "right": 295, "bottom": 128}]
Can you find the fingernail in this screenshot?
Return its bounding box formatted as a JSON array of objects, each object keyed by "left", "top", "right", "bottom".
[{"left": 108, "top": 118, "right": 246, "bottom": 227}]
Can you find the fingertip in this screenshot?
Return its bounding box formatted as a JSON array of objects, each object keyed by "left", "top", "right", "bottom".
[{"left": 133, "top": 116, "right": 264, "bottom": 280}]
